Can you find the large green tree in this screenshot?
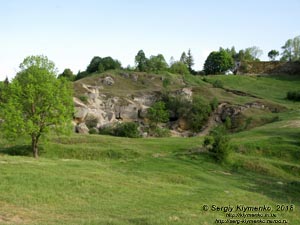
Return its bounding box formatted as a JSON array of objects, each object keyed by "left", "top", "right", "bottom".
[
  {"left": 147, "top": 54, "right": 168, "bottom": 73},
  {"left": 204, "top": 50, "right": 234, "bottom": 75},
  {"left": 58, "top": 68, "right": 75, "bottom": 81},
  {"left": 0, "top": 55, "right": 73, "bottom": 158},
  {"left": 135, "top": 50, "right": 148, "bottom": 72},
  {"left": 281, "top": 36, "right": 300, "bottom": 62}
]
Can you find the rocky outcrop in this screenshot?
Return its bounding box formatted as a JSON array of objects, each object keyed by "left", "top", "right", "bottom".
[
  {"left": 238, "top": 61, "right": 300, "bottom": 75},
  {"left": 75, "top": 123, "right": 89, "bottom": 134},
  {"left": 73, "top": 83, "right": 158, "bottom": 130}
]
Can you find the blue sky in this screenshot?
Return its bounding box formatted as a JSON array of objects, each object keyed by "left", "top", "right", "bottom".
[{"left": 1, "top": 0, "right": 299, "bottom": 79}]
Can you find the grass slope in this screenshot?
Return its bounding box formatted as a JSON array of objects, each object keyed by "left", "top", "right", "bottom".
[{"left": 0, "top": 73, "right": 300, "bottom": 224}]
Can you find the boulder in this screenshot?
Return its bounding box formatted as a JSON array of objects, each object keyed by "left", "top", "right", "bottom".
[
  {"left": 76, "top": 123, "right": 89, "bottom": 134},
  {"left": 103, "top": 76, "right": 115, "bottom": 86}
]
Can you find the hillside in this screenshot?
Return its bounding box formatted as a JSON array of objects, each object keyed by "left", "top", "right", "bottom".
[{"left": 0, "top": 72, "right": 300, "bottom": 224}]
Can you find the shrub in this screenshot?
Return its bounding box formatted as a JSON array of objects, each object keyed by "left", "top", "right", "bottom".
[
  {"left": 114, "top": 122, "right": 140, "bottom": 138},
  {"left": 99, "top": 126, "right": 115, "bottom": 136},
  {"left": 287, "top": 91, "right": 300, "bottom": 101},
  {"left": 147, "top": 101, "right": 169, "bottom": 127},
  {"left": 150, "top": 127, "right": 171, "bottom": 137},
  {"left": 212, "top": 80, "right": 223, "bottom": 88},
  {"left": 79, "top": 95, "right": 88, "bottom": 104},
  {"left": 204, "top": 126, "right": 231, "bottom": 163},
  {"left": 162, "top": 77, "right": 171, "bottom": 88},
  {"left": 161, "top": 93, "right": 212, "bottom": 132},
  {"left": 89, "top": 128, "right": 99, "bottom": 134},
  {"left": 169, "top": 61, "right": 189, "bottom": 75},
  {"left": 85, "top": 116, "right": 98, "bottom": 129},
  {"left": 224, "top": 116, "right": 232, "bottom": 130},
  {"left": 210, "top": 97, "right": 219, "bottom": 111},
  {"left": 188, "top": 97, "right": 212, "bottom": 132}
]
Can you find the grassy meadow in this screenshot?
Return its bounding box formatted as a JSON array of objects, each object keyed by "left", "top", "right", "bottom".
[{"left": 0, "top": 73, "right": 300, "bottom": 224}]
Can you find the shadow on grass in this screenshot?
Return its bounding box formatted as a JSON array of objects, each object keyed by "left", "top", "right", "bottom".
[
  {"left": 247, "top": 178, "right": 300, "bottom": 205},
  {"left": 230, "top": 168, "right": 300, "bottom": 205},
  {"left": 0, "top": 145, "right": 33, "bottom": 157}
]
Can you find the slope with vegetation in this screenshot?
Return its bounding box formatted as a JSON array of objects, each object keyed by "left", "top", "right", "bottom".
[
  {"left": 0, "top": 36, "right": 300, "bottom": 224},
  {"left": 1, "top": 69, "right": 300, "bottom": 224}
]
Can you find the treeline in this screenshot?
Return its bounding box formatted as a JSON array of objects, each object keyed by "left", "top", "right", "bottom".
[{"left": 42, "top": 35, "right": 300, "bottom": 80}]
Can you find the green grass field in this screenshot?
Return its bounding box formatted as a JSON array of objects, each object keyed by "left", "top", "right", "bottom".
[{"left": 0, "top": 73, "right": 300, "bottom": 224}]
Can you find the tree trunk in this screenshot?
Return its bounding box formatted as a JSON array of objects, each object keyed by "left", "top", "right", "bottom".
[{"left": 31, "top": 135, "right": 39, "bottom": 159}]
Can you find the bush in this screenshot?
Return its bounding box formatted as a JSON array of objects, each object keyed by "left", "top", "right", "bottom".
[
  {"left": 204, "top": 126, "right": 231, "bottom": 163},
  {"left": 169, "top": 61, "right": 190, "bottom": 75},
  {"left": 99, "top": 126, "right": 115, "bottom": 136},
  {"left": 147, "top": 101, "right": 169, "bottom": 126},
  {"left": 287, "top": 91, "right": 300, "bottom": 101},
  {"left": 85, "top": 116, "right": 98, "bottom": 129},
  {"left": 150, "top": 127, "right": 171, "bottom": 137},
  {"left": 161, "top": 93, "right": 212, "bottom": 132},
  {"left": 210, "top": 97, "right": 219, "bottom": 111},
  {"left": 89, "top": 128, "right": 99, "bottom": 134},
  {"left": 212, "top": 80, "right": 223, "bottom": 88},
  {"left": 188, "top": 97, "right": 212, "bottom": 132},
  {"left": 114, "top": 122, "right": 140, "bottom": 138},
  {"left": 79, "top": 95, "right": 88, "bottom": 104}
]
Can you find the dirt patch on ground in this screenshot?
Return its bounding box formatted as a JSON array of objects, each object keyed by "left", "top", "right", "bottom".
[
  {"left": 0, "top": 214, "right": 26, "bottom": 224},
  {"left": 281, "top": 120, "right": 300, "bottom": 128}
]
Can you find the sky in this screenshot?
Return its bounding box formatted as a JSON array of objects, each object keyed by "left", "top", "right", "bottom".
[{"left": 0, "top": 0, "right": 299, "bottom": 80}]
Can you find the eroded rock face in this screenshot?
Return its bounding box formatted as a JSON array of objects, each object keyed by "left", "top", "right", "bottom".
[
  {"left": 76, "top": 123, "right": 89, "bottom": 134},
  {"left": 103, "top": 76, "right": 115, "bottom": 86},
  {"left": 73, "top": 83, "right": 157, "bottom": 129}
]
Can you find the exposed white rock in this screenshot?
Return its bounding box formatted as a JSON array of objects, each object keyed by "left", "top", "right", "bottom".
[
  {"left": 76, "top": 123, "right": 89, "bottom": 134},
  {"left": 103, "top": 76, "right": 115, "bottom": 86}
]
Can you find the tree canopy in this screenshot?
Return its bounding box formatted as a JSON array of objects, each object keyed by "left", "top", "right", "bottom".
[
  {"left": 268, "top": 50, "right": 279, "bottom": 61},
  {"left": 86, "top": 56, "right": 121, "bottom": 74},
  {"left": 0, "top": 55, "right": 73, "bottom": 158},
  {"left": 58, "top": 68, "right": 75, "bottom": 81},
  {"left": 204, "top": 50, "right": 234, "bottom": 75},
  {"left": 281, "top": 36, "right": 300, "bottom": 62}
]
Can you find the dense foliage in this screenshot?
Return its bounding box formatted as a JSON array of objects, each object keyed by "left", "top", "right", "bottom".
[
  {"left": 203, "top": 125, "right": 231, "bottom": 163},
  {"left": 281, "top": 35, "right": 300, "bottom": 62},
  {"left": 147, "top": 101, "right": 169, "bottom": 126},
  {"left": 204, "top": 50, "right": 234, "bottom": 75},
  {"left": 0, "top": 55, "right": 73, "bottom": 158},
  {"left": 268, "top": 50, "right": 279, "bottom": 61},
  {"left": 287, "top": 90, "right": 300, "bottom": 101},
  {"left": 58, "top": 68, "right": 75, "bottom": 81},
  {"left": 99, "top": 122, "right": 140, "bottom": 138},
  {"left": 169, "top": 61, "right": 189, "bottom": 75},
  {"left": 162, "top": 94, "right": 212, "bottom": 132}
]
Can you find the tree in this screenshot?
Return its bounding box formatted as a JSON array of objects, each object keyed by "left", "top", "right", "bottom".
[
  {"left": 186, "top": 49, "right": 195, "bottom": 73},
  {"left": 86, "top": 56, "right": 102, "bottom": 73},
  {"left": 268, "top": 50, "right": 279, "bottom": 61},
  {"left": 0, "top": 55, "right": 73, "bottom": 158},
  {"left": 180, "top": 52, "right": 187, "bottom": 64},
  {"left": 147, "top": 54, "right": 168, "bottom": 73},
  {"left": 135, "top": 50, "right": 148, "bottom": 72},
  {"left": 147, "top": 101, "right": 169, "bottom": 127},
  {"left": 98, "top": 57, "right": 121, "bottom": 71},
  {"left": 169, "top": 61, "right": 189, "bottom": 75},
  {"left": 281, "top": 36, "right": 300, "bottom": 62},
  {"left": 204, "top": 50, "right": 234, "bottom": 75},
  {"left": 58, "top": 68, "right": 75, "bottom": 81},
  {"left": 236, "top": 46, "right": 263, "bottom": 62}
]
